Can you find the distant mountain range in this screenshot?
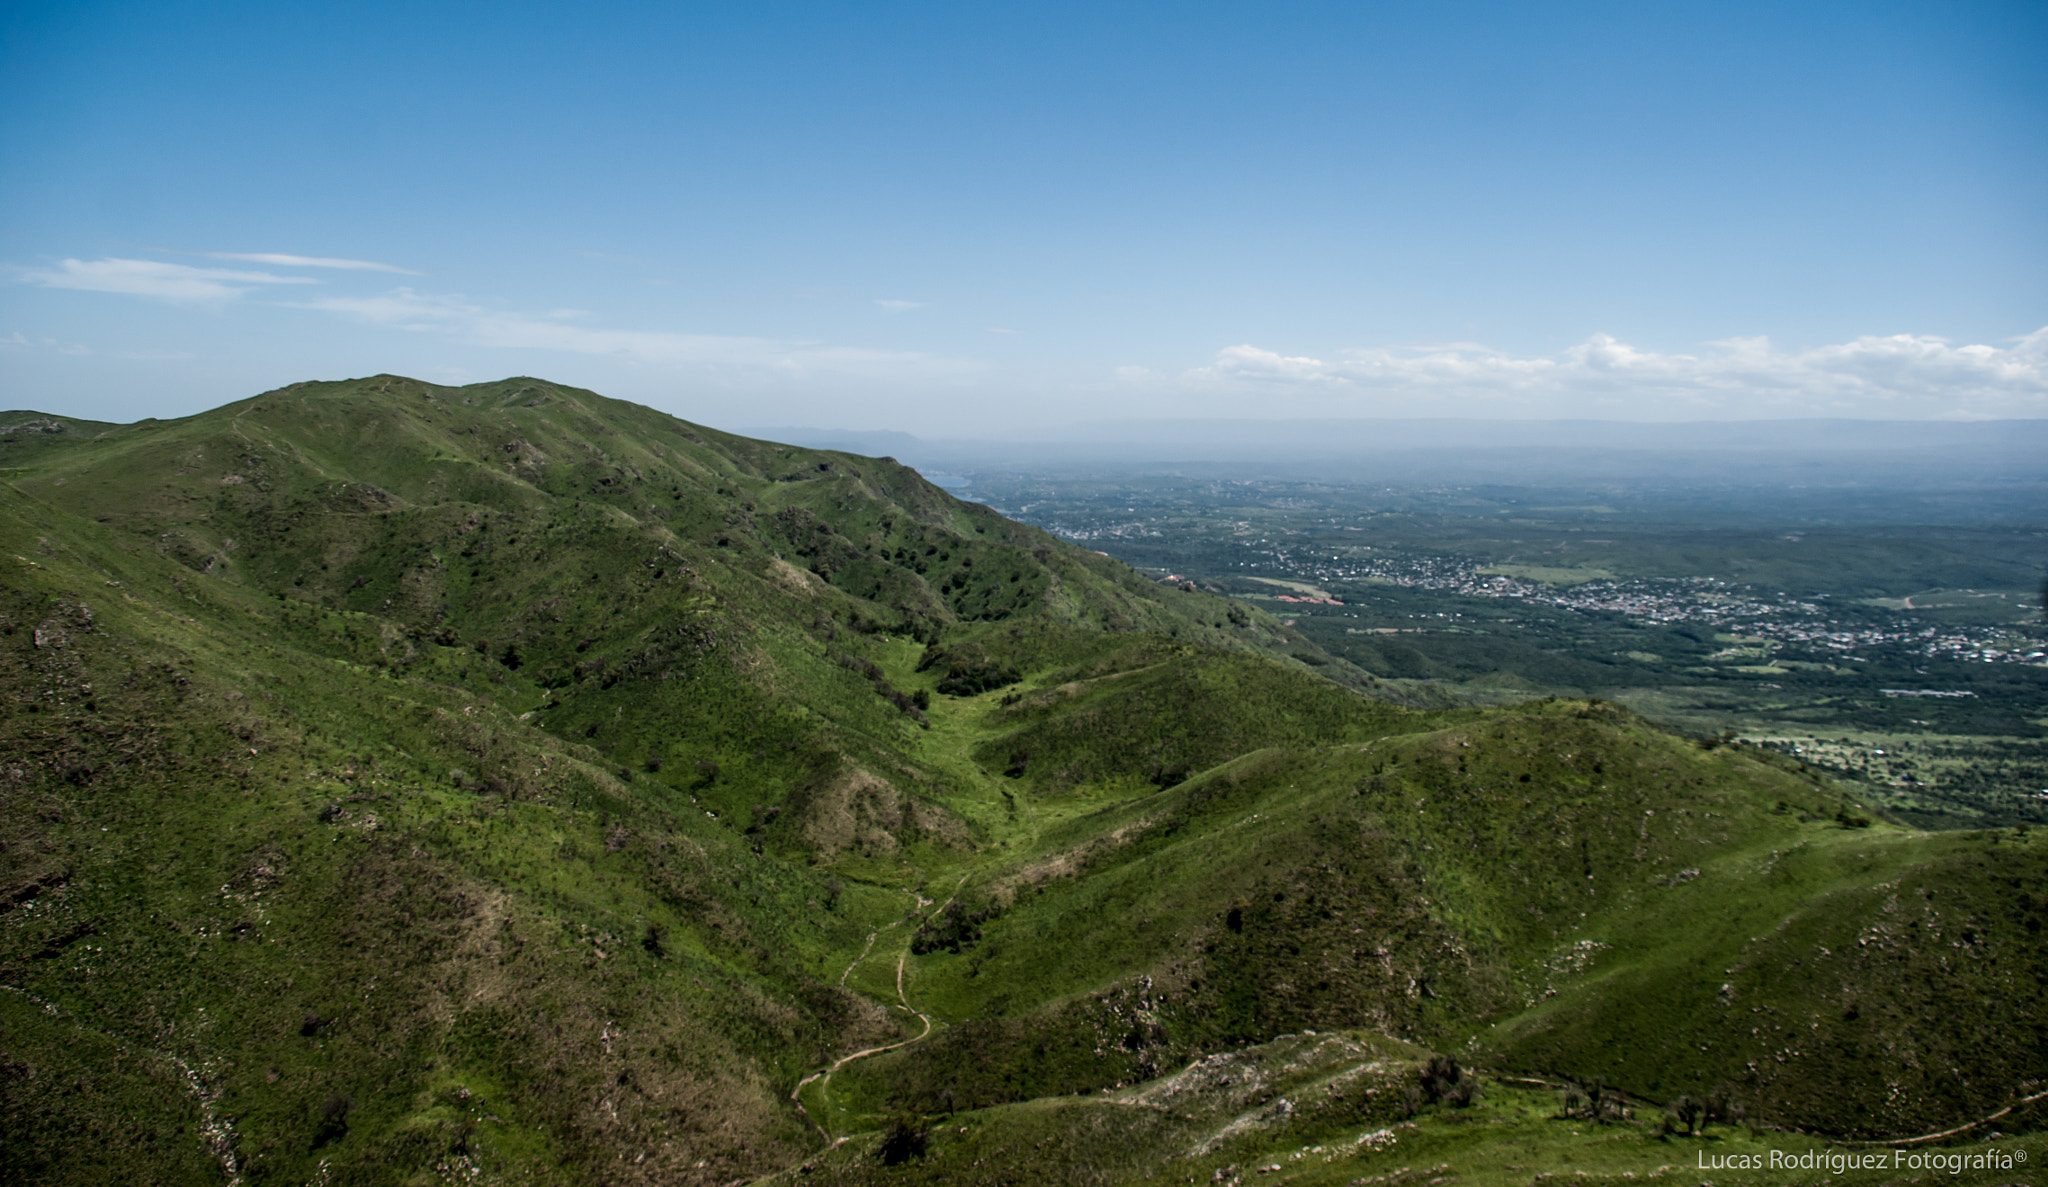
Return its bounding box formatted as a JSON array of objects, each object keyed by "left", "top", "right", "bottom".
[
  {"left": 4, "top": 377, "right": 2042, "bottom": 1184},
  {"left": 749, "top": 417, "right": 2048, "bottom": 488}
]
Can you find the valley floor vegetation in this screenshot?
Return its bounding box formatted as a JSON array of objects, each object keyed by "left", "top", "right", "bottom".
[{"left": 1, "top": 377, "right": 2042, "bottom": 1185}]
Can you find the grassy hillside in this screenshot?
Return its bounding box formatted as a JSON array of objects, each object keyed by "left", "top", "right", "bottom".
[
  {"left": 1, "top": 376, "right": 2041, "bottom": 1185},
  {"left": 831, "top": 698, "right": 2044, "bottom": 1139}
]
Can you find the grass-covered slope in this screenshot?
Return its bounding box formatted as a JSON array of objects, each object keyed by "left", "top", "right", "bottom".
[
  {"left": 790, "top": 1031, "right": 2043, "bottom": 1187},
  {"left": 0, "top": 376, "right": 1375, "bottom": 1184},
  {"left": 0, "top": 491, "right": 902, "bottom": 1184},
  {"left": 1, "top": 375, "right": 2042, "bottom": 1185},
  {"left": 831, "top": 697, "right": 2045, "bottom": 1142}
]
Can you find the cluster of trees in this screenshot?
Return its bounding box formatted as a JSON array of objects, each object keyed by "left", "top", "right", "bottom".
[
  {"left": 1554, "top": 1078, "right": 1747, "bottom": 1137},
  {"left": 1662, "top": 1086, "right": 1746, "bottom": 1137},
  {"left": 878, "top": 1113, "right": 928, "bottom": 1165},
  {"left": 1558, "top": 1078, "right": 1629, "bottom": 1123},
  {"left": 834, "top": 652, "right": 930, "bottom": 726},
  {"left": 910, "top": 899, "right": 1004, "bottom": 956},
  {"left": 1406, "top": 1055, "right": 1480, "bottom": 1113},
  {"left": 917, "top": 642, "right": 1022, "bottom": 696}
]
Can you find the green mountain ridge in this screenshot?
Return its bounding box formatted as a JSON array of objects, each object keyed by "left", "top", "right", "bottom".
[{"left": 0, "top": 375, "right": 2041, "bottom": 1186}]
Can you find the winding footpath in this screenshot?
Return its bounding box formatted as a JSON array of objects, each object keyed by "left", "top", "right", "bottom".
[{"left": 769, "top": 876, "right": 972, "bottom": 1178}]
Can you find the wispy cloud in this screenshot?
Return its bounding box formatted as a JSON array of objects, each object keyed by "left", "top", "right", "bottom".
[
  {"left": 0, "top": 330, "right": 179, "bottom": 358},
  {"left": 16, "top": 257, "right": 320, "bottom": 302},
  {"left": 2, "top": 333, "right": 90, "bottom": 355},
  {"left": 1184, "top": 329, "right": 2048, "bottom": 418},
  {"left": 201, "top": 251, "right": 418, "bottom": 274},
  {"left": 300, "top": 287, "right": 974, "bottom": 378},
  {"left": 875, "top": 298, "right": 925, "bottom": 314}
]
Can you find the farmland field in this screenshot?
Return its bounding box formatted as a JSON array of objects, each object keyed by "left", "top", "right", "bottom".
[{"left": 959, "top": 471, "right": 2048, "bottom": 828}]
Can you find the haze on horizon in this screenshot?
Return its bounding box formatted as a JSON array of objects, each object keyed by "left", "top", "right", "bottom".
[{"left": 2, "top": 0, "right": 2044, "bottom": 434}]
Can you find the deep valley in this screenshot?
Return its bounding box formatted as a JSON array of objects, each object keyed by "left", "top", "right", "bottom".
[{"left": 2, "top": 377, "right": 2043, "bottom": 1186}]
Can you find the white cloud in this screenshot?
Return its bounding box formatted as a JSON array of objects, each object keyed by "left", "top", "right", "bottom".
[
  {"left": 1184, "top": 328, "right": 2048, "bottom": 418},
  {"left": 16, "top": 257, "right": 320, "bottom": 302},
  {"left": 203, "top": 251, "right": 418, "bottom": 274},
  {"left": 1209, "top": 344, "right": 1341, "bottom": 384},
  {"left": 875, "top": 299, "right": 925, "bottom": 313},
  {"left": 0, "top": 330, "right": 159, "bottom": 357},
  {"left": 301, "top": 287, "right": 974, "bottom": 379}
]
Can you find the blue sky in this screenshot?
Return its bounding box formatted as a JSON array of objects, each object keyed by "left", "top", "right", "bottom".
[{"left": 3, "top": 0, "right": 2044, "bottom": 431}]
